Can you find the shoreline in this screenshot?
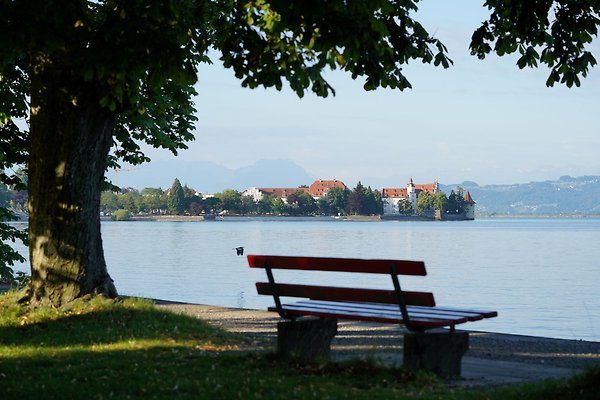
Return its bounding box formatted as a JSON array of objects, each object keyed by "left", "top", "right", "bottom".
[
  {"left": 100, "top": 214, "right": 383, "bottom": 222},
  {"left": 95, "top": 214, "right": 600, "bottom": 222},
  {"left": 11, "top": 213, "right": 600, "bottom": 224},
  {"left": 480, "top": 213, "right": 600, "bottom": 219}
]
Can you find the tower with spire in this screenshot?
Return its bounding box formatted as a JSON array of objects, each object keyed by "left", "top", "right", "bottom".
[
  {"left": 463, "top": 191, "right": 476, "bottom": 220},
  {"left": 407, "top": 178, "right": 417, "bottom": 209}
]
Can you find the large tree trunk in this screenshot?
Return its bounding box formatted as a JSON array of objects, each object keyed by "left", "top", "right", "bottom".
[{"left": 26, "top": 56, "right": 118, "bottom": 307}]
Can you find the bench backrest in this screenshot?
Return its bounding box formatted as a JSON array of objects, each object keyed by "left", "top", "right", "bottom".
[
  {"left": 248, "top": 255, "right": 427, "bottom": 275},
  {"left": 248, "top": 255, "right": 436, "bottom": 311}
]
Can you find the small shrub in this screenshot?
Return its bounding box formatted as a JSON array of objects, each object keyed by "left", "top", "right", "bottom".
[{"left": 113, "top": 209, "right": 132, "bottom": 221}]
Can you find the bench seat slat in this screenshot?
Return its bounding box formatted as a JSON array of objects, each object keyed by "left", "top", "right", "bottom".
[
  {"left": 249, "top": 255, "right": 427, "bottom": 275},
  {"left": 302, "top": 300, "right": 487, "bottom": 322},
  {"left": 311, "top": 300, "right": 487, "bottom": 321},
  {"left": 256, "top": 282, "right": 435, "bottom": 307},
  {"left": 273, "top": 302, "right": 468, "bottom": 328},
  {"left": 409, "top": 305, "right": 498, "bottom": 319},
  {"left": 292, "top": 300, "right": 470, "bottom": 324}
]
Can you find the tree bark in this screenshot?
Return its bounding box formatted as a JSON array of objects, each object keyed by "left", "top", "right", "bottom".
[{"left": 26, "top": 56, "right": 118, "bottom": 307}]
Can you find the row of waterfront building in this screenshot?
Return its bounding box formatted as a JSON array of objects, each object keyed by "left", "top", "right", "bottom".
[{"left": 242, "top": 178, "right": 476, "bottom": 219}]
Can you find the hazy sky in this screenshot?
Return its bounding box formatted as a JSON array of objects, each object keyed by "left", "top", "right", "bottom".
[{"left": 142, "top": 2, "right": 600, "bottom": 186}]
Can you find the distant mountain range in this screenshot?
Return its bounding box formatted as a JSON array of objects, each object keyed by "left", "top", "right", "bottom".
[
  {"left": 442, "top": 176, "right": 600, "bottom": 215},
  {"left": 115, "top": 159, "right": 600, "bottom": 215},
  {"left": 114, "top": 159, "right": 315, "bottom": 193}
]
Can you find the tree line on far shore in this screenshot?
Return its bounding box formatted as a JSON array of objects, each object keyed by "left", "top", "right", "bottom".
[
  {"left": 100, "top": 178, "right": 468, "bottom": 220},
  {"left": 101, "top": 179, "right": 383, "bottom": 219},
  {"left": 2, "top": 176, "right": 468, "bottom": 220},
  {"left": 403, "top": 189, "right": 468, "bottom": 217}
]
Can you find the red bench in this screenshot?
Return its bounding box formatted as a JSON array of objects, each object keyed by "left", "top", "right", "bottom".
[{"left": 248, "top": 254, "right": 497, "bottom": 377}]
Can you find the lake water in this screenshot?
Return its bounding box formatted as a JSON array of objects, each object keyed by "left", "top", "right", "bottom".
[{"left": 8, "top": 217, "right": 600, "bottom": 342}]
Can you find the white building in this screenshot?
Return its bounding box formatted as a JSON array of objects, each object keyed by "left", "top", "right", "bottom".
[
  {"left": 242, "top": 179, "right": 347, "bottom": 203},
  {"left": 381, "top": 179, "right": 439, "bottom": 216}
]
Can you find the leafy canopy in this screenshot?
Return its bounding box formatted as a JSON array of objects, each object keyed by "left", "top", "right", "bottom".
[
  {"left": 470, "top": 0, "right": 599, "bottom": 87},
  {"left": 2, "top": 1, "right": 598, "bottom": 173},
  {"left": 1, "top": 0, "right": 455, "bottom": 174}
]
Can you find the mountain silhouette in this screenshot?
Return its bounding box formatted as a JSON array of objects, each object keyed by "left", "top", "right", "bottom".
[{"left": 113, "top": 159, "right": 315, "bottom": 193}]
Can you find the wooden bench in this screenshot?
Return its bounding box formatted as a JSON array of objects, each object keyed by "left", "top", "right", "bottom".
[{"left": 248, "top": 254, "right": 497, "bottom": 377}]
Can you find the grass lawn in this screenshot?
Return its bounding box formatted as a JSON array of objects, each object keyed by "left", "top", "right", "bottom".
[{"left": 0, "top": 290, "right": 598, "bottom": 400}]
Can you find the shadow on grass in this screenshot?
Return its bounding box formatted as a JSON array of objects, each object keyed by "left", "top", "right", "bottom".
[
  {"left": 0, "top": 306, "right": 239, "bottom": 348},
  {"left": 0, "top": 314, "right": 438, "bottom": 400},
  {"left": 1, "top": 346, "right": 267, "bottom": 399},
  {"left": 2, "top": 345, "right": 599, "bottom": 400}
]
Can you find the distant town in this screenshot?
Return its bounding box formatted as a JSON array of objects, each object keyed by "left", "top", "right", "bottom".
[
  {"left": 96, "top": 178, "right": 476, "bottom": 221},
  {"left": 5, "top": 174, "right": 600, "bottom": 219}
]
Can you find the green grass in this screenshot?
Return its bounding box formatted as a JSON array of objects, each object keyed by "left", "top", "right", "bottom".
[{"left": 1, "top": 291, "right": 598, "bottom": 400}]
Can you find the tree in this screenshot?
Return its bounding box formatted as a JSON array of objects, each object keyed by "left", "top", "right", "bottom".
[
  {"left": 167, "top": 179, "right": 186, "bottom": 215},
  {"left": 365, "top": 187, "right": 383, "bottom": 215},
  {"left": 188, "top": 201, "right": 204, "bottom": 216},
  {"left": 257, "top": 195, "right": 275, "bottom": 215},
  {"left": 182, "top": 185, "right": 202, "bottom": 213},
  {"left": 239, "top": 195, "right": 257, "bottom": 215},
  {"left": 433, "top": 192, "right": 448, "bottom": 212},
  {"left": 416, "top": 191, "right": 434, "bottom": 215},
  {"left": 347, "top": 183, "right": 381, "bottom": 216},
  {"left": 347, "top": 182, "right": 368, "bottom": 215},
  {"left": 202, "top": 197, "right": 221, "bottom": 214},
  {"left": 397, "top": 198, "right": 414, "bottom": 215},
  {"left": 217, "top": 190, "right": 242, "bottom": 214},
  {"left": 323, "top": 186, "right": 350, "bottom": 216},
  {"left": 286, "top": 190, "right": 317, "bottom": 216},
  {"left": 140, "top": 187, "right": 167, "bottom": 214},
  {"left": 1, "top": 1, "right": 597, "bottom": 306},
  {"left": 100, "top": 191, "right": 120, "bottom": 214},
  {"left": 470, "top": 1, "right": 599, "bottom": 88},
  {"left": 271, "top": 198, "right": 287, "bottom": 216},
  {"left": 121, "top": 191, "right": 140, "bottom": 214},
  {"left": 446, "top": 188, "right": 466, "bottom": 214},
  {"left": 317, "top": 197, "right": 332, "bottom": 216}
]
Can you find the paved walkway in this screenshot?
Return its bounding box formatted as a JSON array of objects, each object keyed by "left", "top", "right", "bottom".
[{"left": 157, "top": 302, "right": 600, "bottom": 387}]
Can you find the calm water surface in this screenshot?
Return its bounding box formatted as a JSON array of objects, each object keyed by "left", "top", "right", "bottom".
[{"left": 10, "top": 218, "right": 600, "bottom": 341}]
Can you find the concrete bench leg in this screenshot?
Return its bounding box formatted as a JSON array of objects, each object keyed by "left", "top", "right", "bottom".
[
  {"left": 403, "top": 330, "right": 469, "bottom": 378},
  {"left": 277, "top": 317, "right": 338, "bottom": 360}
]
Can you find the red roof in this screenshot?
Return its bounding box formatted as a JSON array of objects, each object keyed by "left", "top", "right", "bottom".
[
  {"left": 308, "top": 179, "right": 347, "bottom": 197},
  {"left": 415, "top": 182, "right": 438, "bottom": 194},
  {"left": 382, "top": 188, "right": 408, "bottom": 198},
  {"left": 463, "top": 191, "right": 476, "bottom": 205}
]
